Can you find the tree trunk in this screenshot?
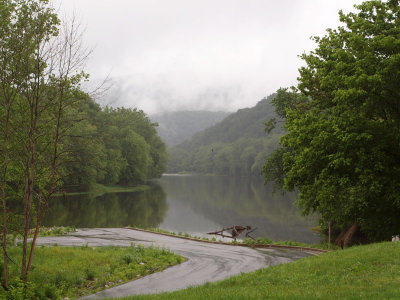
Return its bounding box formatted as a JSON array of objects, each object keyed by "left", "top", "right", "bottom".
[
  {"left": 1, "top": 105, "right": 10, "bottom": 289},
  {"left": 335, "top": 222, "right": 358, "bottom": 247}
]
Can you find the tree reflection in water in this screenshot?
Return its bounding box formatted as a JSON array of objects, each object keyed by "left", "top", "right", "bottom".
[
  {"left": 43, "top": 183, "right": 167, "bottom": 228},
  {"left": 44, "top": 176, "right": 319, "bottom": 243}
]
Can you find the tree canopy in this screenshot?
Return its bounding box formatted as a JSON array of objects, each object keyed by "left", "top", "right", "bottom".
[
  {"left": 0, "top": 0, "right": 167, "bottom": 288},
  {"left": 61, "top": 96, "right": 168, "bottom": 190},
  {"left": 263, "top": 0, "right": 400, "bottom": 242}
]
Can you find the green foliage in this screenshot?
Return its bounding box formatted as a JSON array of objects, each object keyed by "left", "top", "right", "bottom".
[
  {"left": 0, "top": 0, "right": 167, "bottom": 290},
  {"left": 0, "top": 0, "right": 87, "bottom": 285},
  {"left": 263, "top": 0, "right": 400, "bottom": 242},
  {"left": 61, "top": 98, "right": 168, "bottom": 191},
  {"left": 0, "top": 0, "right": 167, "bottom": 286},
  {"left": 262, "top": 147, "right": 286, "bottom": 190},
  {"left": 168, "top": 95, "right": 282, "bottom": 175},
  {"left": 6, "top": 278, "right": 36, "bottom": 300}
]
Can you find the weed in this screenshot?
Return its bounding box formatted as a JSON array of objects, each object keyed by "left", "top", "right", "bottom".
[
  {"left": 84, "top": 268, "right": 96, "bottom": 281},
  {"left": 121, "top": 254, "right": 134, "bottom": 265}
]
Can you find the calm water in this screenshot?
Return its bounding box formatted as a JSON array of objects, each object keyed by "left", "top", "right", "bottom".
[{"left": 43, "top": 175, "right": 319, "bottom": 243}]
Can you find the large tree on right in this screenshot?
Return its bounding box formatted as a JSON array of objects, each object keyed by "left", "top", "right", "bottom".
[{"left": 265, "top": 0, "right": 400, "bottom": 242}]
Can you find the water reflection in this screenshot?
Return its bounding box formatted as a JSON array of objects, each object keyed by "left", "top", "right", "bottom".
[
  {"left": 44, "top": 175, "right": 319, "bottom": 243},
  {"left": 157, "top": 175, "right": 319, "bottom": 243},
  {"left": 43, "top": 184, "right": 167, "bottom": 228}
]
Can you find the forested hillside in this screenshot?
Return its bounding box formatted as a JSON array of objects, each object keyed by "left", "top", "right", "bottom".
[
  {"left": 168, "top": 94, "right": 281, "bottom": 175},
  {"left": 62, "top": 96, "right": 168, "bottom": 191},
  {"left": 151, "top": 111, "right": 229, "bottom": 146}
]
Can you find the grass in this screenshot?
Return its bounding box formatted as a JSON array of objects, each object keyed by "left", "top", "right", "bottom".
[
  {"left": 119, "top": 241, "right": 400, "bottom": 300},
  {"left": 1, "top": 244, "right": 185, "bottom": 299},
  {"left": 132, "top": 227, "right": 333, "bottom": 250},
  {"left": 242, "top": 237, "right": 338, "bottom": 250},
  {"left": 6, "top": 226, "right": 76, "bottom": 247},
  {"left": 28, "top": 226, "right": 76, "bottom": 237}
]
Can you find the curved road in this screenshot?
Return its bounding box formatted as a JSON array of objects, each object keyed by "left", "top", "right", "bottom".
[{"left": 35, "top": 228, "right": 313, "bottom": 299}]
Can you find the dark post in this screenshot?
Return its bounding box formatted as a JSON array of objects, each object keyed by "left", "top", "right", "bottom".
[{"left": 328, "top": 221, "right": 331, "bottom": 250}]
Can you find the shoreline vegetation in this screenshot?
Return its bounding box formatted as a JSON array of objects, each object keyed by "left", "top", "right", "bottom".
[
  {"left": 127, "top": 227, "right": 331, "bottom": 252},
  {"left": 56, "top": 183, "right": 151, "bottom": 197}
]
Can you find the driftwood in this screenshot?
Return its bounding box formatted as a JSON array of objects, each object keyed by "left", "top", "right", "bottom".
[{"left": 207, "top": 225, "right": 257, "bottom": 240}]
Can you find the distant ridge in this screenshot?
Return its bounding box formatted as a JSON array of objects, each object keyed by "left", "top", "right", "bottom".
[
  {"left": 168, "top": 94, "right": 282, "bottom": 175},
  {"left": 151, "top": 111, "right": 229, "bottom": 146},
  {"left": 181, "top": 94, "right": 280, "bottom": 148}
]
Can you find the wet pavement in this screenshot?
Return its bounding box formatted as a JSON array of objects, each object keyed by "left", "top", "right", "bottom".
[{"left": 35, "top": 228, "right": 313, "bottom": 299}]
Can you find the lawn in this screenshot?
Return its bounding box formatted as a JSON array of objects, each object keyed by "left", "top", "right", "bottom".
[{"left": 120, "top": 241, "right": 400, "bottom": 300}]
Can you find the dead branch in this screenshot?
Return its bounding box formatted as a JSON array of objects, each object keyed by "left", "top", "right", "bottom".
[{"left": 207, "top": 225, "right": 257, "bottom": 240}]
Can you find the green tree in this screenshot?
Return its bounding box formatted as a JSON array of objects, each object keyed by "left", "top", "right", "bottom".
[
  {"left": 0, "top": 0, "right": 89, "bottom": 285},
  {"left": 264, "top": 0, "right": 400, "bottom": 242},
  {"left": 59, "top": 100, "right": 167, "bottom": 190},
  {"left": 118, "top": 128, "right": 152, "bottom": 185},
  {"left": 61, "top": 95, "right": 108, "bottom": 191}
]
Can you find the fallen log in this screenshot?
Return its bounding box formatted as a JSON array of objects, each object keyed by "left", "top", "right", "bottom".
[{"left": 207, "top": 225, "right": 256, "bottom": 240}]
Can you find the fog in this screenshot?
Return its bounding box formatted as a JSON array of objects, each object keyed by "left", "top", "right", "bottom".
[{"left": 55, "top": 0, "right": 363, "bottom": 114}]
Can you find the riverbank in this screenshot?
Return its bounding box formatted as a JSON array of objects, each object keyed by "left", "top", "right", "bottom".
[
  {"left": 129, "top": 227, "right": 328, "bottom": 253},
  {"left": 61, "top": 183, "right": 150, "bottom": 197},
  {"left": 122, "top": 241, "right": 400, "bottom": 299}
]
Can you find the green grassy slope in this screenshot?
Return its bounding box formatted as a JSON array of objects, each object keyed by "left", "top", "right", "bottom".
[{"left": 123, "top": 242, "right": 400, "bottom": 300}]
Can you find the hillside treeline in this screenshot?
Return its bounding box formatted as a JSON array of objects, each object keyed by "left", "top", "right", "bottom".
[
  {"left": 151, "top": 111, "right": 229, "bottom": 146},
  {"left": 168, "top": 95, "right": 282, "bottom": 175},
  {"left": 62, "top": 95, "right": 168, "bottom": 191}
]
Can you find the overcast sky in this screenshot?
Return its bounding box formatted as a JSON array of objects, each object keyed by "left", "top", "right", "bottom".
[{"left": 55, "top": 0, "right": 363, "bottom": 114}]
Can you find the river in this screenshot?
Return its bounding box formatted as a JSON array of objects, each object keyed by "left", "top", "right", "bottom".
[{"left": 43, "top": 175, "right": 319, "bottom": 243}]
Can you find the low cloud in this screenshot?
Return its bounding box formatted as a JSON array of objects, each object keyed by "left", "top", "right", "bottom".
[{"left": 58, "top": 0, "right": 363, "bottom": 114}]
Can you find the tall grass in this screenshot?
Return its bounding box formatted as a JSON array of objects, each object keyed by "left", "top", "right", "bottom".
[{"left": 1, "top": 244, "right": 184, "bottom": 299}]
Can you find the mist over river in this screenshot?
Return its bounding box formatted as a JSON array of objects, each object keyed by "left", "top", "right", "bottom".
[{"left": 44, "top": 175, "right": 319, "bottom": 243}]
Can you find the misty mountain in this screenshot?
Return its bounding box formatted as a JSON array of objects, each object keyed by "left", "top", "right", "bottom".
[
  {"left": 179, "top": 94, "right": 280, "bottom": 148},
  {"left": 150, "top": 111, "right": 230, "bottom": 146},
  {"left": 168, "top": 94, "right": 283, "bottom": 175}
]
